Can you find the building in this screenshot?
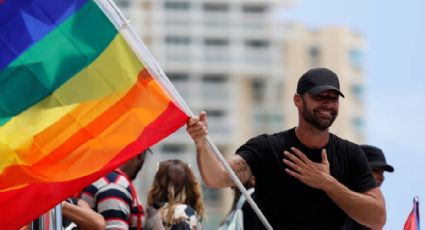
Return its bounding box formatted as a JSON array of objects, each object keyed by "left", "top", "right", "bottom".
[{"left": 113, "top": 0, "right": 366, "bottom": 228}]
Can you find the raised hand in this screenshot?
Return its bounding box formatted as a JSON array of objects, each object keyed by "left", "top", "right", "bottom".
[
  {"left": 283, "top": 147, "right": 331, "bottom": 190},
  {"left": 186, "top": 111, "right": 208, "bottom": 143}
]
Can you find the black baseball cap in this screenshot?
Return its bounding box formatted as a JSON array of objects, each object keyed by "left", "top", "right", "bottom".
[
  {"left": 297, "top": 68, "right": 345, "bottom": 97},
  {"left": 361, "top": 144, "right": 394, "bottom": 172}
]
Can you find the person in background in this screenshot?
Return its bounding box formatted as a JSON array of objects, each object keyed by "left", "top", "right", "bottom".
[
  {"left": 360, "top": 145, "right": 394, "bottom": 187},
  {"left": 145, "top": 159, "right": 205, "bottom": 230},
  {"left": 345, "top": 144, "right": 394, "bottom": 230},
  {"left": 186, "top": 68, "right": 386, "bottom": 229},
  {"left": 81, "top": 149, "right": 151, "bottom": 230}
]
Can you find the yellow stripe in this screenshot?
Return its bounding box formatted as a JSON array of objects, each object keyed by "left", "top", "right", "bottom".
[{"left": 0, "top": 34, "right": 144, "bottom": 171}]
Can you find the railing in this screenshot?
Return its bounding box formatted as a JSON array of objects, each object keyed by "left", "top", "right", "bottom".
[{"left": 31, "top": 204, "right": 62, "bottom": 230}]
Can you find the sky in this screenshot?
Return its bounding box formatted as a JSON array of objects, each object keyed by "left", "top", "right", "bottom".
[{"left": 278, "top": 0, "right": 425, "bottom": 229}]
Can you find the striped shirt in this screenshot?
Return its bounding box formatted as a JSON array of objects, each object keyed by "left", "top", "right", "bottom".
[{"left": 81, "top": 169, "right": 144, "bottom": 230}]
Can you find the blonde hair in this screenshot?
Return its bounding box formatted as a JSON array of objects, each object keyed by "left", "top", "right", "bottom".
[{"left": 147, "top": 159, "right": 205, "bottom": 224}]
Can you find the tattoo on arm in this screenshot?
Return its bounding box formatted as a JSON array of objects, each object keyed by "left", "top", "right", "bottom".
[{"left": 224, "top": 156, "right": 252, "bottom": 187}]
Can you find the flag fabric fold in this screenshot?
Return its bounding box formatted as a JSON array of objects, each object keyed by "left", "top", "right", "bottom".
[
  {"left": 0, "top": 0, "right": 188, "bottom": 228},
  {"left": 404, "top": 197, "right": 420, "bottom": 230}
]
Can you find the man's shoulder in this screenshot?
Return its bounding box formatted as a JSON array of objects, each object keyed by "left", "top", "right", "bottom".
[
  {"left": 252, "top": 128, "right": 293, "bottom": 141},
  {"left": 330, "top": 133, "right": 360, "bottom": 148},
  {"left": 86, "top": 171, "right": 131, "bottom": 193},
  {"left": 238, "top": 129, "right": 293, "bottom": 153}
]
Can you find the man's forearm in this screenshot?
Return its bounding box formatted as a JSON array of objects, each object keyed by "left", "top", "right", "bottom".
[
  {"left": 62, "top": 202, "right": 105, "bottom": 230},
  {"left": 195, "top": 139, "right": 252, "bottom": 188},
  {"left": 195, "top": 139, "right": 229, "bottom": 188},
  {"left": 323, "top": 176, "right": 386, "bottom": 229}
]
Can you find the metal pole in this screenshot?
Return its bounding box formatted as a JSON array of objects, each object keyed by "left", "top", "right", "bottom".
[{"left": 94, "top": 1, "right": 273, "bottom": 229}]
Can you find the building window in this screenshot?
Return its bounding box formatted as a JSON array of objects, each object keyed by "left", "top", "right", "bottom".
[
  {"left": 351, "top": 84, "right": 364, "bottom": 101},
  {"left": 245, "top": 40, "right": 269, "bottom": 49},
  {"left": 202, "top": 74, "right": 227, "bottom": 83},
  {"left": 349, "top": 48, "right": 363, "bottom": 70},
  {"left": 167, "top": 72, "right": 189, "bottom": 82},
  {"left": 165, "top": 35, "right": 191, "bottom": 45},
  {"left": 204, "top": 38, "right": 229, "bottom": 47},
  {"left": 202, "top": 184, "right": 221, "bottom": 201},
  {"left": 251, "top": 78, "right": 265, "bottom": 102},
  {"left": 203, "top": 3, "right": 229, "bottom": 12},
  {"left": 164, "top": 1, "right": 190, "bottom": 10},
  {"left": 161, "top": 144, "right": 186, "bottom": 154},
  {"left": 204, "top": 109, "right": 225, "bottom": 118},
  {"left": 242, "top": 4, "right": 267, "bottom": 13},
  {"left": 309, "top": 46, "right": 321, "bottom": 66},
  {"left": 115, "top": 0, "right": 130, "bottom": 8}
]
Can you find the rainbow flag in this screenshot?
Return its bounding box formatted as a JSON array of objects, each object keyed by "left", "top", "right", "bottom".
[
  {"left": 0, "top": 0, "right": 188, "bottom": 228},
  {"left": 404, "top": 197, "right": 420, "bottom": 230}
]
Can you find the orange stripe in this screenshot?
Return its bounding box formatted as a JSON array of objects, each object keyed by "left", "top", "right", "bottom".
[{"left": 0, "top": 69, "right": 171, "bottom": 189}]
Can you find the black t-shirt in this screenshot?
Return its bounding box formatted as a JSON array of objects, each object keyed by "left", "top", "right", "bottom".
[
  {"left": 236, "top": 128, "right": 376, "bottom": 230},
  {"left": 344, "top": 218, "right": 370, "bottom": 230}
]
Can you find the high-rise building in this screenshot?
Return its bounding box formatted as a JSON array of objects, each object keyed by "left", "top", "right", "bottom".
[{"left": 113, "top": 0, "right": 366, "bottom": 228}]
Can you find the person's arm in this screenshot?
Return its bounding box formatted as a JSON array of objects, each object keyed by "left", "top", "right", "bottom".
[
  {"left": 62, "top": 199, "right": 105, "bottom": 230},
  {"left": 284, "top": 148, "right": 386, "bottom": 229},
  {"left": 186, "top": 111, "right": 252, "bottom": 188},
  {"left": 322, "top": 181, "right": 385, "bottom": 230}
]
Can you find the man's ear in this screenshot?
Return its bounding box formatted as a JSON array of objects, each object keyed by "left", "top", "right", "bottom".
[{"left": 294, "top": 94, "right": 302, "bottom": 108}]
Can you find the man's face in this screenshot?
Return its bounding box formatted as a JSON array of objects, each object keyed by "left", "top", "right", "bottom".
[
  {"left": 300, "top": 90, "right": 339, "bottom": 130},
  {"left": 372, "top": 167, "right": 385, "bottom": 187},
  {"left": 129, "top": 152, "right": 146, "bottom": 180}
]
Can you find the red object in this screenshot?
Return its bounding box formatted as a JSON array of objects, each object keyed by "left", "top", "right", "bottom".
[{"left": 404, "top": 197, "right": 420, "bottom": 230}]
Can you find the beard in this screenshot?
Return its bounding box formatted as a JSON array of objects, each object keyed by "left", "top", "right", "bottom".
[{"left": 302, "top": 101, "right": 338, "bottom": 130}]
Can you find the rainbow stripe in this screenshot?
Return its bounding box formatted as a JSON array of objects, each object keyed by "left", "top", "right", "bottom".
[{"left": 0, "top": 0, "right": 188, "bottom": 228}]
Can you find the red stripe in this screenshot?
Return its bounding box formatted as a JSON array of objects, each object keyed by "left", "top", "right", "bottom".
[
  {"left": 0, "top": 102, "right": 188, "bottom": 229},
  {"left": 403, "top": 210, "right": 416, "bottom": 230},
  {"left": 105, "top": 218, "right": 129, "bottom": 224}
]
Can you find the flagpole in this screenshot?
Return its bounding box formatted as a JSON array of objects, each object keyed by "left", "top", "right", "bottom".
[{"left": 95, "top": 1, "right": 273, "bottom": 229}]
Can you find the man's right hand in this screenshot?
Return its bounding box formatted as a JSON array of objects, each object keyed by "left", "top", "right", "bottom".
[
  {"left": 186, "top": 111, "right": 208, "bottom": 143},
  {"left": 186, "top": 111, "right": 253, "bottom": 188}
]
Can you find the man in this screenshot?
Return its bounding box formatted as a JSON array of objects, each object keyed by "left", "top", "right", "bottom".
[
  {"left": 186, "top": 68, "right": 386, "bottom": 229},
  {"left": 345, "top": 145, "right": 394, "bottom": 229},
  {"left": 360, "top": 145, "right": 394, "bottom": 187},
  {"left": 81, "top": 149, "right": 150, "bottom": 230}
]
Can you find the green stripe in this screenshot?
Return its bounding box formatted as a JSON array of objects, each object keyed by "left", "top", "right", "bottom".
[{"left": 0, "top": 0, "right": 117, "bottom": 126}]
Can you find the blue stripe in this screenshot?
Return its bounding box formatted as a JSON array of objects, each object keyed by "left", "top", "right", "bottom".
[
  {"left": 0, "top": 0, "right": 88, "bottom": 69},
  {"left": 415, "top": 205, "right": 420, "bottom": 229},
  {"left": 102, "top": 209, "right": 129, "bottom": 220},
  {"left": 105, "top": 172, "right": 120, "bottom": 183},
  {"left": 83, "top": 184, "right": 99, "bottom": 197},
  {"left": 96, "top": 189, "right": 132, "bottom": 207}
]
